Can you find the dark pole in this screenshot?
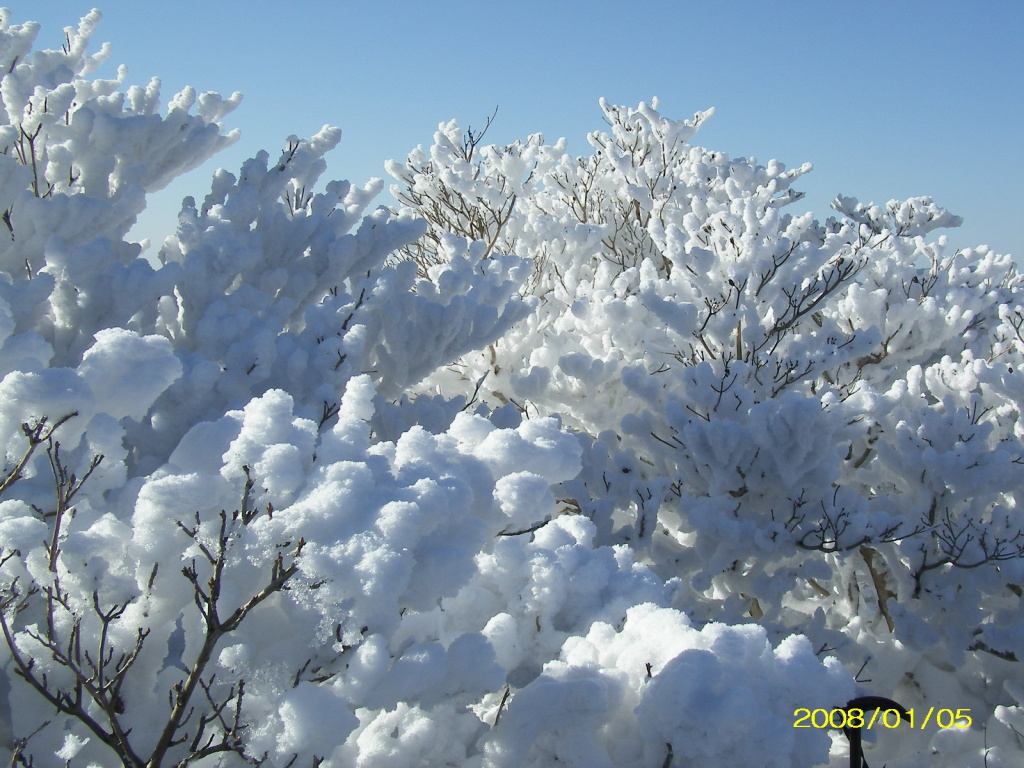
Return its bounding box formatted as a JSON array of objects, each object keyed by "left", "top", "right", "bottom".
[{"left": 843, "top": 696, "right": 911, "bottom": 768}]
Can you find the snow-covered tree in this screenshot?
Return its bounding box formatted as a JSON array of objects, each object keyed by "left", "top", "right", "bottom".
[
  {"left": 388, "top": 99, "right": 1024, "bottom": 765},
  {"left": 0, "top": 9, "right": 1021, "bottom": 768}
]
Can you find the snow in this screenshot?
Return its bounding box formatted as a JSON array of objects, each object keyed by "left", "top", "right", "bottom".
[
  {"left": 494, "top": 472, "right": 555, "bottom": 531},
  {"left": 0, "top": 9, "right": 1022, "bottom": 768},
  {"left": 275, "top": 682, "right": 359, "bottom": 758},
  {"left": 77, "top": 328, "right": 181, "bottom": 420},
  {"left": 54, "top": 733, "right": 89, "bottom": 762}
]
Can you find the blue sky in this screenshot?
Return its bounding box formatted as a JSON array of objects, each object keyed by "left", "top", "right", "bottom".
[{"left": 16, "top": 1, "right": 1024, "bottom": 260}]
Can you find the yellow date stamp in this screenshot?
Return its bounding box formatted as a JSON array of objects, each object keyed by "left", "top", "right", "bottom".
[{"left": 794, "top": 707, "right": 972, "bottom": 730}]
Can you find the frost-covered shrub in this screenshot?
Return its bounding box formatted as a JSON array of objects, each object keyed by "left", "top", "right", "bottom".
[
  {"left": 391, "top": 100, "right": 1024, "bottom": 765},
  {"left": 1, "top": 9, "right": 1022, "bottom": 768}
]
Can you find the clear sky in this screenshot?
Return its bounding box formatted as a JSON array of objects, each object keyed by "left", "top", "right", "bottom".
[{"left": 13, "top": 1, "right": 1024, "bottom": 260}]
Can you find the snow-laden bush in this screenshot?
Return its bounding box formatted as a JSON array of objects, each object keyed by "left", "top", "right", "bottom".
[
  {"left": 0, "top": 9, "right": 1021, "bottom": 768},
  {"left": 389, "top": 101, "right": 1024, "bottom": 765}
]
